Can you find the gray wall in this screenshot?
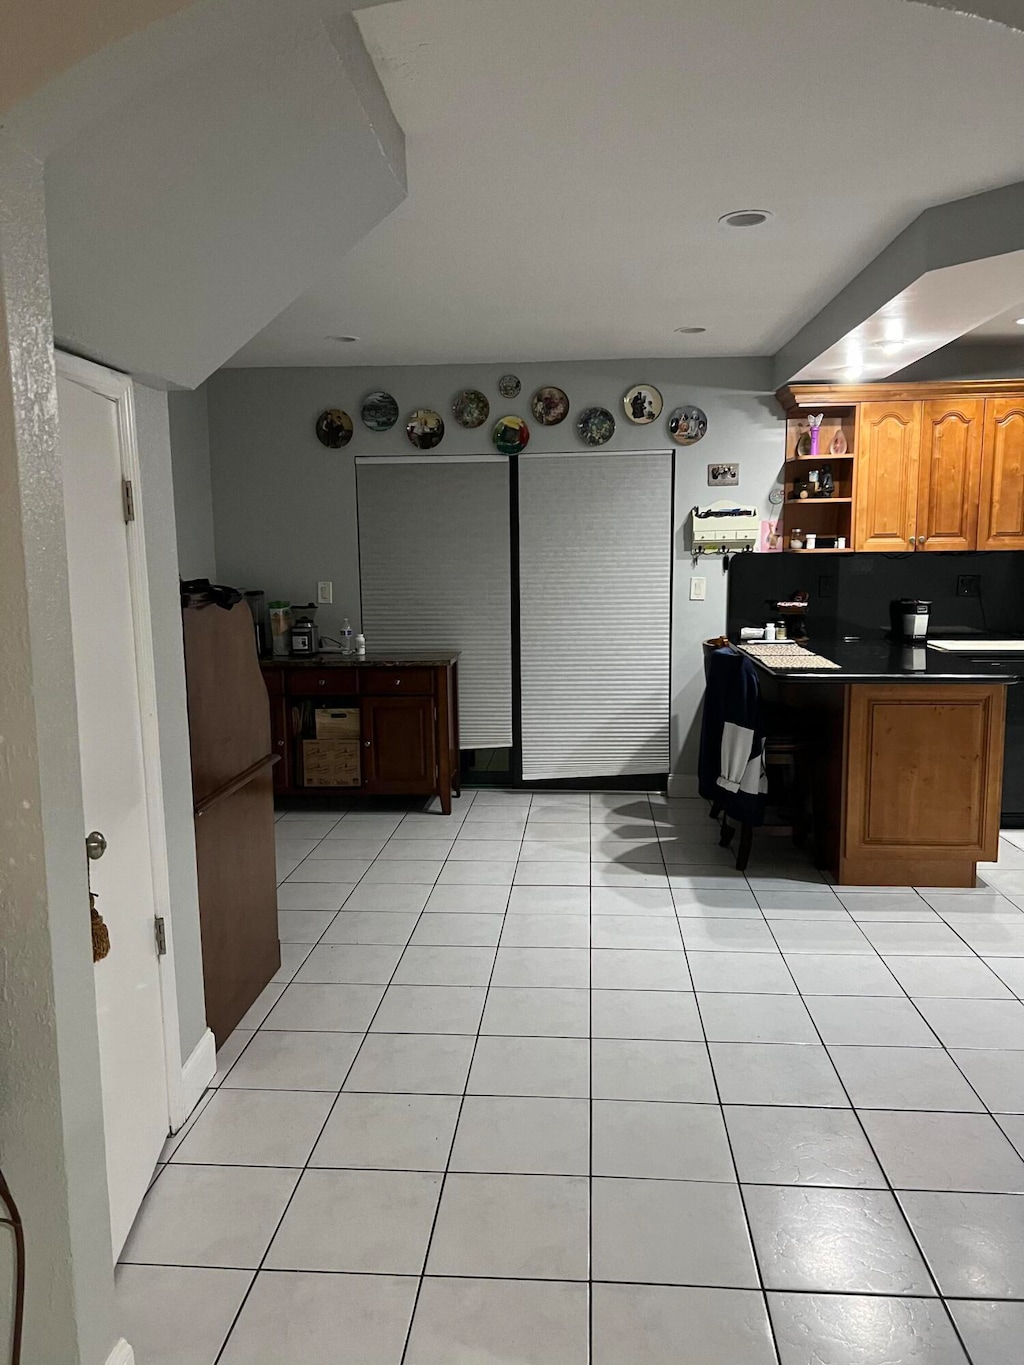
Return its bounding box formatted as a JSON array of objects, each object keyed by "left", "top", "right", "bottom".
[
  {"left": 207, "top": 358, "right": 786, "bottom": 783},
  {"left": 135, "top": 385, "right": 210, "bottom": 1060},
  {"left": 169, "top": 384, "right": 218, "bottom": 581}
]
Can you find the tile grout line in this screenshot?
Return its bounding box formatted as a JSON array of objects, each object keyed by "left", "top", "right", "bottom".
[
  {"left": 396, "top": 791, "right": 527, "bottom": 1364},
  {"left": 213, "top": 792, "right": 478, "bottom": 1363}
]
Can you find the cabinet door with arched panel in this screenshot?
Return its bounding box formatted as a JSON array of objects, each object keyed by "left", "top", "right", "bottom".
[
  {"left": 854, "top": 401, "right": 921, "bottom": 552},
  {"left": 979, "top": 398, "right": 1024, "bottom": 550},
  {"left": 917, "top": 398, "right": 983, "bottom": 551}
]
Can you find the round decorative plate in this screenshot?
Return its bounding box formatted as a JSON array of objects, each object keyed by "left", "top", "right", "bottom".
[
  {"left": 361, "top": 391, "right": 399, "bottom": 431},
  {"left": 623, "top": 384, "right": 663, "bottom": 425},
  {"left": 768, "top": 485, "right": 786, "bottom": 506},
  {"left": 668, "top": 404, "right": 708, "bottom": 445},
  {"left": 498, "top": 373, "right": 521, "bottom": 399},
  {"left": 577, "top": 407, "right": 616, "bottom": 447},
  {"left": 531, "top": 386, "right": 570, "bottom": 426},
  {"left": 406, "top": 409, "right": 445, "bottom": 450},
  {"left": 452, "top": 389, "right": 490, "bottom": 429},
  {"left": 493, "top": 415, "right": 530, "bottom": 454},
  {"left": 315, "top": 408, "right": 354, "bottom": 448}
]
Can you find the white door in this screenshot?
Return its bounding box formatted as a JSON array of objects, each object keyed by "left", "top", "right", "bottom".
[{"left": 57, "top": 364, "right": 170, "bottom": 1257}]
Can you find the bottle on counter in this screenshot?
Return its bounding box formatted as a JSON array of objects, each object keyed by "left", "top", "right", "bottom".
[
  {"left": 775, "top": 619, "right": 788, "bottom": 640},
  {"left": 764, "top": 622, "right": 777, "bottom": 642},
  {"left": 340, "top": 617, "right": 354, "bottom": 655},
  {"left": 354, "top": 632, "right": 366, "bottom": 656},
  {"left": 268, "top": 601, "right": 292, "bottom": 657}
]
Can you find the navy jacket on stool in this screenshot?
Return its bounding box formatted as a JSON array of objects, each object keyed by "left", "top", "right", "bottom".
[{"left": 698, "top": 646, "right": 768, "bottom": 825}]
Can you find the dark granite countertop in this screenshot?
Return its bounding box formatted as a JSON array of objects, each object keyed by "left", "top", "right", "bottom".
[
  {"left": 261, "top": 650, "right": 460, "bottom": 668},
  {"left": 743, "top": 637, "right": 1024, "bottom": 682}
]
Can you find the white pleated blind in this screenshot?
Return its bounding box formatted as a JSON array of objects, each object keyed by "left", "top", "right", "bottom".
[
  {"left": 519, "top": 452, "right": 672, "bottom": 779},
  {"left": 357, "top": 457, "right": 512, "bottom": 748}
]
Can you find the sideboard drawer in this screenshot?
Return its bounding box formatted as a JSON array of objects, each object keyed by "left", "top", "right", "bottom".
[
  {"left": 362, "top": 667, "right": 434, "bottom": 696},
  {"left": 286, "top": 668, "right": 361, "bottom": 696}
]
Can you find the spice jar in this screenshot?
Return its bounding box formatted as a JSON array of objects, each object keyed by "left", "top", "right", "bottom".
[{"left": 790, "top": 530, "right": 804, "bottom": 550}]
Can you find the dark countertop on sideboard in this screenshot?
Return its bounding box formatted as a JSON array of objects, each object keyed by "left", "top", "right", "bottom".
[
  {"left": 261, "top": 651, "right": 460, "bottom": 669},
  {"left": 742, "top": 638, "right": 1024, "bottom": 683}
]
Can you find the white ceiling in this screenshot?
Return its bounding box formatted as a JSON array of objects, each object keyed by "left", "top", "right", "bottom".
[
  {"left": 962, "top": 302, "right": 1024, "bottom": 344},
  {"left": 228, "top": 0, "right": 1024, "bottom": 368}
]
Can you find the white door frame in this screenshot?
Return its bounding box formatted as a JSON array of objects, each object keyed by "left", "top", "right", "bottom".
[{"left": 56, "top": 349, "right": 186, "bottom": 1130}]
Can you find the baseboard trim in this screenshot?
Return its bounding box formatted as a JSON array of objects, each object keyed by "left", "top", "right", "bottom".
[
  {"left": 105, "top": 1338, "right": 135, "bottom": 1365},
  {"left": 667, "top": 774, "right": 700, "bottom": 798},
  {"left": 180, "top": 1028, "right": 217, "bottom": 1120}
]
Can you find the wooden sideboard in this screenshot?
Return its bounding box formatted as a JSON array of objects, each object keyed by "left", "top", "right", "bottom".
[
  {"left": 261, "top": 652, "right": 461, "bottom": 814},
  {"left": 777, "top": 380, "right": 1024, "bottom": 554}
]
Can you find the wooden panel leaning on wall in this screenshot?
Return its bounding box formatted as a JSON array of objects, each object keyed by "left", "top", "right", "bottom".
[{"left": 183, "top": 600, "right": 280, "bottom": 1047}]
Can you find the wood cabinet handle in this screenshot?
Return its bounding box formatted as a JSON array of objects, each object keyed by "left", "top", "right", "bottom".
[
  {"left": 318, "top": 678, "right": 326, "bottom": 686},
  {"left": 363, "top": 739, "right": 371, "bottom": 747},
  {"left": 394, "top": 677, "right": 401, "bottom": 686}
]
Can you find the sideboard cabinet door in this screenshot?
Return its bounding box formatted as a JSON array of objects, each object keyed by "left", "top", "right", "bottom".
[{"left": 360, "top": 695, "right": 437, "bottom": 793}]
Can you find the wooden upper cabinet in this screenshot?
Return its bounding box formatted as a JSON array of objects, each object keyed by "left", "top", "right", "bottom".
[
  {"left": 854, "top": 401, "right": 921, "bottom": 552},
  {"left": 978, "top": 398, "right": 1024, "bottom": 550},
  {"left": 917, "top": 398, "right": 983, "bottom": 551}
]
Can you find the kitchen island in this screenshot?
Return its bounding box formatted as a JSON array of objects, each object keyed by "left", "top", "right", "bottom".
[{"left": 746, "top": 639, "right": 1020, "bottom": 886}]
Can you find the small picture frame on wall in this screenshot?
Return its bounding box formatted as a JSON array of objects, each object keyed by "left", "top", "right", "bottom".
[{"left": 708, "top": 463, "right": 738, "bottom": 486}]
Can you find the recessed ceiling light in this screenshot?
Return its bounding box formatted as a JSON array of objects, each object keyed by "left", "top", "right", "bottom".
[
  {"left": 719, "top": 209, "right": 773, "bottom": 229},
  {"left": 1015, "top": 318, "right": 1024, "bottom": 326},
  {"left": 327, "top": 334, "right": 360, "bottom": 343},
  {"left": 675, "top": 326, "right": 707, "bottom": 334}
]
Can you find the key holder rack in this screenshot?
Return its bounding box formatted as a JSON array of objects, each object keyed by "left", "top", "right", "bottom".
[{"left": 690, "top": 501, "right": 760, "bottom": 561}]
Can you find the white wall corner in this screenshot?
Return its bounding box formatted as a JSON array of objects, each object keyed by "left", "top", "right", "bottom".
[
  {"left": 667, "top": 773, "right": 700, "bottom": 798},
  {"left": 105, "top": 1339, "right": 135, "bottom": 1365},
  {"left": 179, "top": 1028, "right": 217, "bottom": 1127}
]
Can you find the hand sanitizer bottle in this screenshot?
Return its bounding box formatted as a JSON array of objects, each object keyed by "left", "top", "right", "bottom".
[{"left": 340, "top": 617, "right": 353, "bottom": 655}]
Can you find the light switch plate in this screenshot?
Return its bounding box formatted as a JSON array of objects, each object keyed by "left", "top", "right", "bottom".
[
  {"left": 317, "top": 580, "right": 333, "bottom": 604},
  {"left": 689, "top": 576, "right": 707, "bottom": 602}
]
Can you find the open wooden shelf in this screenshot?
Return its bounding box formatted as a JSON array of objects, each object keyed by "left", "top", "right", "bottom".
[
  {"left": 784, "top": 547, "right": 855, "bottom": 554},
  {"left": 785, "top": 452, "right": 855, "bottom": 463},
  {"left": 786, "top": 497, "right": 852, "bottom": 506}
]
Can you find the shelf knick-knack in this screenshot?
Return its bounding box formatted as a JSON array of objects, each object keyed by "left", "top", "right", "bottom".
[
  {"left": 830, "top": 428, "right": 848, "bottom": 456},
  {"left": 808, "top": 413, "right": 824, "bottom": 458}
]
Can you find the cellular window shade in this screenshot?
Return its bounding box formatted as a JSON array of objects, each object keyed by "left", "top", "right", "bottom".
[
  {"left": 518, "top": 452, "right": 672, "bottom": 780},
  {"left": 357, "top": 457, "right": 512, "bottom": 748}
]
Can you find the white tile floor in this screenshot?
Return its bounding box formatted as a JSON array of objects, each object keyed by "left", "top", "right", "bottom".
[{"left": 117, "top": 792, "right": 1024, "bottom": 1364}]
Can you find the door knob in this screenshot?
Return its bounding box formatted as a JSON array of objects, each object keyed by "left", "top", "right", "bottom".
[{"left": 85, "top": 830, "right": 107, "bottom": 860}]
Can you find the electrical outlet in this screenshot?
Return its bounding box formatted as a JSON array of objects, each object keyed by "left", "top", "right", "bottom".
[
  {"left": 817, "top": 574, "right": 835, "bottom": 599},
  {"left": 317, "top": 580, "right": 333, "bottom": 604},
  {"left": 957, "top": 574, "right": 981, "bottom": 598},
  {"left": 689, "top": 576, "right": 707, "bottom": 602}
]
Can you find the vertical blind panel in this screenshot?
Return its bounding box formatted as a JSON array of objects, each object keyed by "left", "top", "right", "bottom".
[
  {"left": 357, "top": 459, "right": 512, "bottom": 748},
  {"left": 519, "top": 453, "right": 672, "bottom": 780}
]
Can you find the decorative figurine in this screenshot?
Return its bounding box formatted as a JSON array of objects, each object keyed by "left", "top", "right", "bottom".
[
  {"left": 830, "top": 427, "right": 848, "bottom": 456},
  {"left": 808, "top": 413, "right": 824, "bottom": 458}
]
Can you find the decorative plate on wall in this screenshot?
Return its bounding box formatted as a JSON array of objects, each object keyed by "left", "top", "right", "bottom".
[
  {"left": 493, "top": 415, "right": 530, "bottom": 454},
  {"left": 498, "top": 374, "right": 521, "bottom": 399},
  {"left": 623, "top": 384, "right": 663, "bottom": 425},
  {"left": 577, "top": 407, "right": 616, "bottom": 447},
  {"left": 452, "top": 389, "right": 490, "bottom": 429},
  {"left": 406, "top": 409, "right": 445, "bottom": 450},
  {"left": 315, "top": 408, "right": 354, "bottom": 448},
  {"left": 361, "top": 392, "right": 399, "bottom": 431},
  {"left": 668, "top": 404, "right": 708, "bottom": 445},
  {"left": 531, "top": 386, "right": 570, "bottom": 426}
]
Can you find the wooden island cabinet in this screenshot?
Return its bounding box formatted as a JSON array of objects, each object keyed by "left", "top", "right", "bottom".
[
  {"left": 777, "top": 380, "right": 1024, "bottom": 554},
  {"left": 262, "top": 652, "right": 460, "bottom": 813}
]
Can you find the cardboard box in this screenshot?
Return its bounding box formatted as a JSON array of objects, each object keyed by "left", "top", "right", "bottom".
[
  {"left": 314, "top": 707, "right": 360, "bottom": 740},
  {"left": 302, "top": 739, "right": 360, "bottom": 787}
]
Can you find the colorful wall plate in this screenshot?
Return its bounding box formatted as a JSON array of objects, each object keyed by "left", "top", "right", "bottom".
[
  {"left": 406, "top": 409, "right": 445, "bottom": 450},
  {"left": 668, "top": 404, "right": 708, "bottom": 445},
  {"left": 577, "top": 407, "right": 616, "bottom": 447},
  {"left": 531, "top": 386, "right": 570, "bottom": 426},
  {"left": 624, "top": 384, "right": 663, "bottom": 424},
  {"left": 361, "top": 391, "right": 399, "bottom": 431},
  {"left": 498, "top": 374, "right": 521, "bottom": 399},
  {"left": 452, "top": 389, "right": 490, "bottom": 428},
  {"left": 493, "top": 415, "right": 530, "bottom": 454},
  {"left": 315, "top": 408, "right": 354, "bottom": 448}
]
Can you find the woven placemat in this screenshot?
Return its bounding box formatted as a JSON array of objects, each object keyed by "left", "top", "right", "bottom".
[{"left": 740, "top": 643, "right": 841, "bottom": 670}]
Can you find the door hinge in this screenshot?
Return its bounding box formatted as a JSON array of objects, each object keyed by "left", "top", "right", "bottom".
[
  {"left": 122, "top": 478, "right": 136, "bottom": 523},
  {"left": 154, "top": 916, "right": 167, "bottom": 956}
]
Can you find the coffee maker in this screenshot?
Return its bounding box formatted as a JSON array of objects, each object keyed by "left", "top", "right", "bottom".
[{"left": 889, "top": 598, "right": 931, "bottom": 643}]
